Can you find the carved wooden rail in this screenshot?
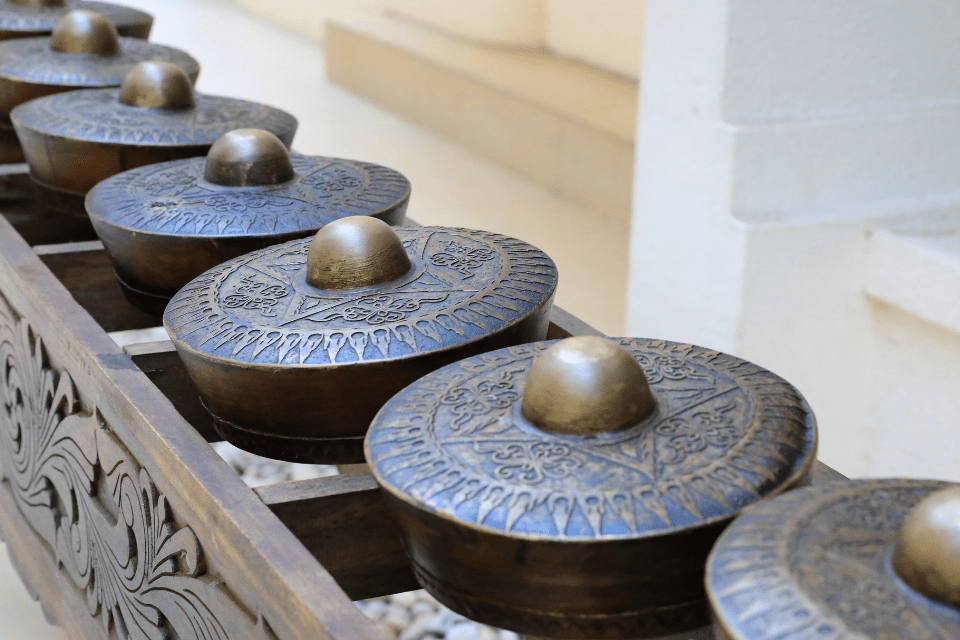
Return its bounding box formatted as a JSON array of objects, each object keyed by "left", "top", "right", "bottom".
[{"left": 0, "top": 164, "right": 845, "bottom": 640}]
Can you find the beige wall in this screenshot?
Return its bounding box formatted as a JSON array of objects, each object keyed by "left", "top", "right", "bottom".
[
  {"left": 384, "top": 0, "right": 545, "bottom": 48},
  {"left": 545, "top": 0, "right": 644, "bottom": 78},
  {"left": 235, "top": 0, "right": 391, "bottom": 41},
  {"left": 236, "top": 0, "right": 645, "bottom": 79},
  {"left": 384, "top": 0, "right": 644, "bottom": 78}
]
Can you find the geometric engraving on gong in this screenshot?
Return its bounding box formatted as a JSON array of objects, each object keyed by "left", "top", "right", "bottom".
[
  {"left": 166, "top": 228, "right": 557, "bottom": 365},
  {"left": 368, "top": 338, "right": 813, "bottom": 539}
]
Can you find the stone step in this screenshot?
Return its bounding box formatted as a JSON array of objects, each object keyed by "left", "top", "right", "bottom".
[
  {"left": 326, "top": 15, "right": 638, "bottom": 222},
  {"left": 866, "top": 216, "right": 960, "bottom": 336}
]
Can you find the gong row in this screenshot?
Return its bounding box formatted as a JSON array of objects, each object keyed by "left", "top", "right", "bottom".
[{"left": 0, "top": 3, "right": 956, "bottom": 639}]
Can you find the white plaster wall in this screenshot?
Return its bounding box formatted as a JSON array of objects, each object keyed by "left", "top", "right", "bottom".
[
  {"left": 866, "top": 302, "right": 960, "bottom": 480},
  {"left": 384, "top": 0, "right": 545, "bottom": 48},
  {"left": 628, "top": 0, "right": 742, "bottom": 352},
  {"left": 629, "top": 0, "right": 960, "bottom": 480},
  {"left": 545, "top": 0, "right": 644, "bottom": 79},
  {"left": 736, "top": 218, "right": 875, "bottom": 475},
  {"left": 723, "top": 0, "right": 960, "bottom": 224},
  {"left": 722, "top": 1, "right": 960, "bottom": 121}
]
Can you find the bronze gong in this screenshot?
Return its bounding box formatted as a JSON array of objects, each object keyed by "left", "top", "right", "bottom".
[
  {"left": 707, "top": 478, "right": 960, "bottom": 640},
  {"left": 0, "top": 0, "right": 152, "bottom": 41},
  {"left": 164, "top": 218, "right": 558, "bottom": 464},
  {"left": 11, "top": 60, "right": 297, "bottom": 215},
  {"left": 365, "top": 336, "right": 818, "bottom": 639},
  {"left": 0, "top": 10, "right": 198, "bottom": 163},
  {"left": 87, "top": 128, "right": 412, "bottom": 315}
]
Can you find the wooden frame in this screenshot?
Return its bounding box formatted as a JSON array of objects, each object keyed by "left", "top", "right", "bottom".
[{"left": 0, "top": 165, "right": 845, "bottom": 640}]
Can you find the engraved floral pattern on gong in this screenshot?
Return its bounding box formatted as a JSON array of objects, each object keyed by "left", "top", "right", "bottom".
[
  {"left": 482, "top": 442, "right": 586, "bottom": 485},
  {"left": 429, "top": 345, "right": 750, "bottom": 492},
  {"left": 300, "top": 163, "right": 365, "bottom": 198},
  {"left": 790, "top": 486, "right": 952, "bottom": 638},
  {"left": 205, "top": 194, "right": 274, "bottom": 212},
  {"left": 214, "top": 230, "right": 504, "bottom": 333},
  {"left": 430, "top": 241, "right": 495, "bottom": 278},
  {"left": 144, "top": 166, "right": 196, "bottom": 197},
  {"left": 314, "top": 294, "right": 450, "bottom": 325},
  {"left": 437, "top": 360, "right": 529, "bottom": 433},
  {"left": 167, "top": 227, "right": 556, "bottom": 366},
  {"left": 91, "top": 157, "right": 409, "bottom": 236},
  {"left": 655, "top": 399, "right": 743, "bottom": 465},
  {"left": 222, "top": 275, "right": 289, "bottom": 317}
]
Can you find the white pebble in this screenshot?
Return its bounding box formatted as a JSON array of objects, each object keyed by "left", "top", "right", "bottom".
[
  {"left": 434, "top": 611, "right": 469, "bottom": 632},
  {"left": 355, "top": 590, "right": 513, "bottom": 640},
  {"left": 390, "top": 591, "right": 420, "bottom": 607},
  {"left": 411, "top": 600, "right": 437, "bottom": 617},
  {"left": 383, "top": 606, "right": 411, "bottom": 630},
  {"left": 288, "top": 463, "right": 339, "bottom": 481},
  {"left": 445, "top": 622, "right": 481, "bottom": 640},
  {"left": 398, "top": 616, "right": 434, "bottom": 640},
  {"left": 357, "top": 599, "right": 387, "bottom": 620},
  {"left": 475, "top": 625, "right": 499, "bottom": 640}
]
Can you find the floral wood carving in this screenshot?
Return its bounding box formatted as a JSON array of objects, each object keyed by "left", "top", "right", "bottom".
[{"left": 0, "top": 294, "right": 277, "bottom": 640}]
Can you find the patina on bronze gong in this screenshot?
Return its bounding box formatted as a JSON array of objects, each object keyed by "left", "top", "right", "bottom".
[
  {"left": 365, "top": 336, "right": 818, "bottom": 639},
  {"left": 164, "top": 218, "right": 558, "bottom": 464},
  {"left": 11, "top": 60, "right": 297, "bottom": 215},
  {"left": 0, "top": 0, "right": 152, "bottom": 41},
  {"left": 707, "top": 479, "right": 960, "bottom": 640},
  {"left": 87, "top": 128, "right": 412, "bottom": 316},
  {"left": 0, "top": 10, "right": 198, "bottom": 163}
]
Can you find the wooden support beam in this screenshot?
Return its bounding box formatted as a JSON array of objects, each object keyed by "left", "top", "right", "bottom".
[
  {"left": 36, "top": 242, "right": 159, "bottom": 332},
  {"left": 125, "top": 340, "right": 221, "bottom": 443},
  {"left": 0, "top": 170, "right": 99, "bottom": 245},
  {"left": 256, "top": 474, "right": 420, "bottom": 601}
]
